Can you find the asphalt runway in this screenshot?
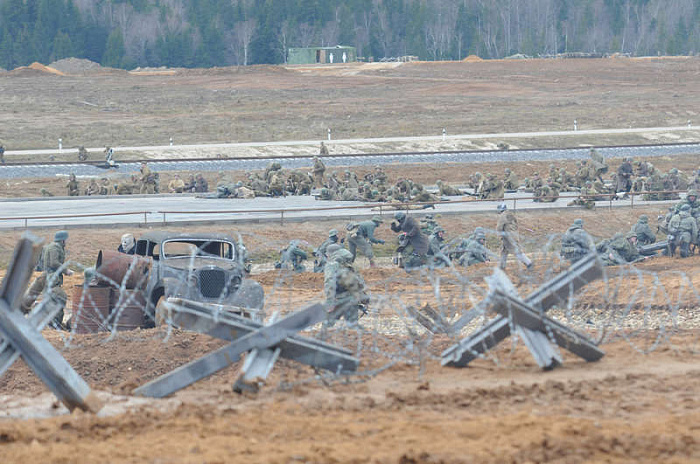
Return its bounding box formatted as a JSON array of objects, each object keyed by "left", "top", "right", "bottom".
[{"left": 0, "top": 191, "right": 675, "bottom": 230}]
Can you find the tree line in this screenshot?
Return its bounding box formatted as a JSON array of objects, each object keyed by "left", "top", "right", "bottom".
[{"left": 0, "top": 0, "right": 698, "bottom": 70}]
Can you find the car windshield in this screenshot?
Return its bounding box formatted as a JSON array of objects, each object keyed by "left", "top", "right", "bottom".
[{"left": 161, "top": 240, "right": 235, "bottom": 260}]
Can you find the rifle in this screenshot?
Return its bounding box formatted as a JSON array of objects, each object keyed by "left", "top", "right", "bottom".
[{"left": 638, "top": 240, "right": 669, "bottom": 255}]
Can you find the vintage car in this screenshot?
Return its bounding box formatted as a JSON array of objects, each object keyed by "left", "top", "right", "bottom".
[{"left": 133, "top": 232, "right": 264, "bottom": 325}]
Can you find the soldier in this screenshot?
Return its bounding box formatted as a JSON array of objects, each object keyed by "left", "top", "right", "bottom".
[
  {"left": 184, "top": 174, "right": 196, "bottom": 192},
  {"left": 98, "top": 178, "right": 111, "bottom": 195},
  {"left": 632, "top": 215, "right": 656, "bottom": 246},
  {"left": 374, "top": 166, "right": 388, "bottom": 184},
  {"left": 117, "top": 176, "right": 136, "bottom": 195},
  {"left": 324, "top": 247, "right": 369, "bottom": 326},
  {"left": 615, "top": 157, "right": 634, "bottom": 193},
  {"left": 420, "top": 214, "right": 440, "bottom": 235},
  {"left": 118, "top": 233, "right": 136, "bottom": 254},
  {"left": 427, "top": 226, "right": 451, "bottom": 268},
  {"left": 600, "top": 232, "right": 640, "bottom": 265},
  {"left": 84, "top": 178, "right": 100, "bottom": 195},
  {"left": 496, "top": 203, "right": 532, "bottom": 270},
  {"left": 459, "top": 229, "right": 495, "bottom": 266},
  {"left": 168, "top": 174, "right": 185, "bottom": 193},
  {"left": 77, "top": 145, "right": 88, "bottom": 161},
  {"left": 525, "top": 172, "right": 543, "bottom": 193},
  {"left": 40, "top": 188, "right": 53, "bottom": 197},
  {"left": 21, "top": 231, "right": 74, "bottom": 328},
  {"left": 344, "top": 170, "right": 359, "bottom": 189},
  {"left": 560, "top": 219, "right": 595, "bottom": 263},
  {"left": 674, "top": 189, "right": 700, "bottom": 217},
  {"left": 275, "top": 240, "right": 308, "bottom": 272},
  {"left": 588, "top": 148, "right": 608, "bottom": 182},
  {"left": 319, "top": 141, "right": 329, "bottom": 157},
  {"left": 312, "top": 156, "right": 326, "bottom": 188},
  {"left": 66, "top": 173, "right": 80, "bottom": 196},
  {"left": 313, "top": 229, "right": 341, "bottom": 272},
  {"left": 347, "top": 216, "right": 385, "bottom": 267},
  {"left": 668, "top": 204, "right": 698, "bottom": 258},
  {"left": 139, "top": 162, "right": 156, "bottom": 194},
  {"left": 0, "top": 143, "right": 5, "bottom": 164},
  {"left": 436, "top": 179, "right": 462, "bottom": 196},
  {"left": 503, "top": 168, "right": 519, "bottom": 191},
  {"left": 391, "top": 211, "right": 430, "bottom": 270}
]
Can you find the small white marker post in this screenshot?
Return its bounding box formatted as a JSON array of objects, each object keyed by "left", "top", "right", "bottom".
[
  {"left": 170, "top": 137, "right": 173, "bottom": 146},
  {"left": 58, "top": 138, "right": 62, "bottom": 152},
  {"left": 327, "top": 128, "right": 331, "bottom": 141},
  {"left": 574, "top": 120, "right": 578, "bottom": 131},
  {"left": 442, "top": 128, "right": 446, "bottom": 141},
  {"left": 688, "top": 120, "right": 692, "bottom": 128}
]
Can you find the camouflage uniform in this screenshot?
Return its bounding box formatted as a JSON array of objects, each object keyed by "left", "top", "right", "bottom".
[
  {"left": 427, "top": 227, "right": 450, "bottom": 268},
  {"left": 275, "top": 240, "right": 308, "bottom": 272},
  {"left": 139, "top": 163, "right": 156, "bottom": 194},
  {"left": 66, "top": 173, "right": 80, "bottom": 196},
  {"left": 391, "top": 212, "right": 429, "bottom": 270},
  {"left": 436, "top": 180, "right": 461, "bottom": 196},
  {"left": 21, "top": 231, "right": 72, "bottom": 328},
  {"left": 600, "top": 232, "right": 640, "bottom": 266},
  {"left": 324, "top": 248, "right": 368, "bottom": 325},
  {"left": 503, "top": 168, "right": 519, "bottom": 191},
  {"left": 313, "top": 229, "right": 340, "bottom": 272},
  {"left": 347, "top": 217, "right": 384, "bottom": 266},
  {"left": 496, "top": 204, "right": 532, "bottom": 270},
  {"left": 560, "top": 219, "right": 594, "bottom": 263},
  {"left": 312, "top": 156, "right": 326, "bottom": 188},
  {"left": 668, "top": 205, "right": 698, "bottom": 257},
  {"left": 459, "top": 230, "right": 493, "bottom": 266},
  {"left": 632, "top": 215, "right": 656, "bottom": 246}
]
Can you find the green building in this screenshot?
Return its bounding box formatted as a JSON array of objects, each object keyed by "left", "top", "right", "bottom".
[{"left": 287, "top": 46, "right": 357, "bottom": 65}]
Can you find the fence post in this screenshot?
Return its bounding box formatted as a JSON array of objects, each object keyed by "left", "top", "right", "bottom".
[
  {"left": 144, "top": 212, "right": 148, "bottom": 226},
  {"left": 512, "top": 198, "right": 517, "bottom": 211},
  {"left": 630, "top": 193, "right": 634, "bottom": 209},
  {"left": 280, "top": 210, "right": 284, "bottom": 225},
  {"left": 24, "top": 218, "right": 28, "bottom": 229},
  {"left": 163, "top": 212, "right": 166, "bottom": 225}
]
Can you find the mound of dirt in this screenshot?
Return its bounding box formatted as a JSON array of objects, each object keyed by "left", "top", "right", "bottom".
[
  {"left": 48, "top": 57, "right": 102, "bottom": 75},
  {"left": 9, "top": 62, "right": 65, "bottom": 76},
  {"left": 462, "top": 55, "right": 483, "bottom": 62}
]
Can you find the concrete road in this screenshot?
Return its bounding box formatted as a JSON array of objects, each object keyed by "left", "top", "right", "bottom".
[{"left": 0, "top": 192, "right": 675, "bottom": 230}]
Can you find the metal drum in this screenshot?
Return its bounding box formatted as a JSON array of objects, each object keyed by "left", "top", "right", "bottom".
[
  {"left": 110, "top": 289, "right": 146, "bottom": 331},
  {"left": 95, "top": 250, "right": 150, "bottom": 290},
  {"left": 71, "top": 285, "right": 112, "bottom": 334}
]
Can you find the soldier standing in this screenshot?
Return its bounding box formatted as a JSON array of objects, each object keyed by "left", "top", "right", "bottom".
[
  {"left": 312, "top": 156, "right": 326, "bottom": 188},
  {"left": 391, "top": 211, "right": 430, "bottom": 270},
  {"left": 275, "top": 240, "right": 308, "bottom": 272},
  {"left": 21, "top": 231, "right": 74, "bottom": 328},
  {"left": 139, "top": 162, "right": 156, "bottom": 194},
  {"left": 324, "top": 247, "right": 369, "bottom": 325},
  {"left": 668, "top": 204, "right": 698, "bottom": 257},
  {"left": 314, "top": 229, "right": 340, "bottom": 272},
  {"left": 496, "top": 203, "right": 532, "bottom": 270},
  {"left": 77, "top": 146, "right": 88, "bottom": 161},
  {"left": 319, "top": 141, "right": 329, "bottom": 157},
  {"left": 347, "top": 216, "right": 385, "bottom": 267}
]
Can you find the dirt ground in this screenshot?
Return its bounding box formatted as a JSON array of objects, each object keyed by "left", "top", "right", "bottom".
[
  {"left": 1, "top": 57, "right": 699, "bottom": 151},
  {"left": 2, "top": 58, "right": 700, "bottom": 462},
  {"left": 1, "top": 205, "right": 700, "bottom": 462}
]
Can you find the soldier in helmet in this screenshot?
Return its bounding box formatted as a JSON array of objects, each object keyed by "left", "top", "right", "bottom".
[
  {"left": 458, "top": 229, "right": 495, "bottom": 266},
  {"left": 436, "top": 179, "right": 462, "bottom": 196},
  {"left": 324, "top": 247, "right": 369, "bottom": 326},
  {"left": 503, "top": 168, "right": 519, "bottom": 191},
  {"left": 496, "top": 203, "right": 532, "bottom": 270},
  {"left": 313, "top": 229, "right": 341, "bottom": 272},
  {"left": 632, "top": 215, "right": 656, "bottom": 246},
  {"left": 427, "top": 226, "right": 451, "bottom": 268},
  {"left": 560, "top": 219, "right": 595, "bottom": 263},
  {"left": 392, "top": 211, "right": 430, "bottom": 270},
  {"left": 599, "top": 231, "right": 641, "bottom": 266},
  {"left": 668, "top": 204, "right": 698, "bottom": 258},
  {"left": 21, "top": 231, "right": 74, "bottom": 328},
  {"left": 347, "top": 216, "right": 385, "bottom": 267},
  {"left": 275, "top": 240, "right": 308, "bottom": 272},
  {"left": 66, "top": 173, "right": 80, "bottom": 196},
  {"left": 312, "top": 155, "right": 326, "bottom": 188},
  {"left": 674, "top": 189, "right": 700, "bottom": 217}
]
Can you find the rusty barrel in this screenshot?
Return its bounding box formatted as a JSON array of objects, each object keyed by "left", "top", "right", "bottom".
[
  {"left": 110, "top": 289, "right": 146, "bottom": 331},
  {"left": 95, "top": 250, "right": 150, "bottom": 290},
  {"left": 72, "top": 285, "right": 112, "bottom": 334}
]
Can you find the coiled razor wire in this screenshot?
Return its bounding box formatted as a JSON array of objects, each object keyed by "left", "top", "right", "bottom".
[{"left": 34, "top": 229, "right": 700, "bottom": 393}]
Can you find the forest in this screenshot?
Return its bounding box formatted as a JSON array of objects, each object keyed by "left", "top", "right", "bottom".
[{"left": 0, "top": 0, "right": 698, "bottom": 70}]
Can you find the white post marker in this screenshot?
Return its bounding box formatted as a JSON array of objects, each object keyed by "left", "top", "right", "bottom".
[
  {"left": 574, "top": 120, "right": 578, "bottom": 131},
  {"left": 442, "top": 128, "right": 446, "bottom": 141},
  {"left": 58, "top": 138, "right": 62, "bottom": 152},
  {"left": 688, "top": 120, "right": 692, "bottom": 128},
  {"left": 327, "top": 128, "right": 331, "bottom": 141},
  {"left": 170, "top": 137, "right": 173, "bottom": 146}
]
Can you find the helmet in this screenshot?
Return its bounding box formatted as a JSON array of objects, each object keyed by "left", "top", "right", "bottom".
[
  {"left": 54, "top": 230, "right": 69, "bottom": 241},
  {"left": 436, "top": 180, "right": 443, "bottom": 184},
  {"left": 638, "top": 215, "right": 648, "bottom": 223},
  {"left": 371, "top": 215, "right": 383, "bottom": 224},
  {"left": 473, "top": 227, "right": 485, "bottom": 234},
  {"left": 625, "top": 231, "right": 637, "bottom": 239},
  {"left": 497, "top": 203, "right": 507, "bottom": 213},
  {"left": 688, "top": 189, "right": 698, "bottom": 198},
  {"left": 329, "top": 229, "right": 338, "bottom": 238},
  {"left": 331, "top": 248, "right": 353, "bottom": 263},
  {"left": 573, "top": 219, "right": 583, "bottom": 228},
  {"left": 680, "top": 204, "right": 691, "bottom": 212},
  {"left": 394, "top": 211, "right": 407, "bottom": 222},
  {"left": 475, "top": 231, "right": 486, "bottom": 241}
]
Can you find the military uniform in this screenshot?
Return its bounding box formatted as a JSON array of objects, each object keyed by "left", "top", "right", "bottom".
[
  {"left": 66, "top": 174, "right": 80, "bottom": 196},
  {"left": 275, "top": 241, "right": 308, "bottom": 272},
  {"left": 496, "top": 205, "right": 532, "bottom": 269},
  {"left": 312, "top": 156, "right": 326, "bottom": 188},
  {"left": 600, "top": 232, "right": 640, "bottom": 265},
  {"left": 436, "top": 180, "right": 461, "bottom": 196},
  {"left": 391, "top": 212, "right": 429, "bottom": 270},
  {"left": 427, "top": 227, "right": 450, "bottom": 268},
  {"left": 503, "top": 169, "right": 519, "bottom": 191},
  {"left": 139, "top": 164, "right": 156, "bottom": 194},
  {"left": 459, "top": 232, "right": 492, "bottom": 266},
  {"left": 324, "top": 248, "right": 368, "bottom": 325},
  {"left": 348, "top": 217, "right": 384, "bottom": 266},
  {"left": 668, "top": 205, "right": 698, "bottom": 257},
  {"left": 560, "top": 219, "right": 594, "bottom": 263},
  {"left": 632, "top": 215, "right": 656, "bottom": 246},
  {"left": 313, "top": 230, "right": 340, "bottom": 272}
]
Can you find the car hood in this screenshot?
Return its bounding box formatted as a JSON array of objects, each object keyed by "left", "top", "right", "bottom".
[{"left": 161, "top": 257, "right": 238, "bottom": 271}]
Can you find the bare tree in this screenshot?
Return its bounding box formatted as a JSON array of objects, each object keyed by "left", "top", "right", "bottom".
[
  {"left": 321, "top": 20, "right": 339, "bottom": 47},
  {"left": 298, "top": 23, "right": 316, "bottom": 48},
  {"left": 234, "top": 19, "right": 256, "bottom": 66}
]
